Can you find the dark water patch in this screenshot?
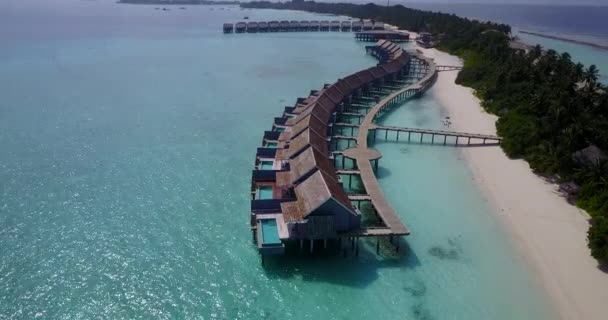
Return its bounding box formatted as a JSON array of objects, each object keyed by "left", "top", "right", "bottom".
[
  {"left": 428, "top": 237, "right": 464, "bottom": 261},
  {"left": 374, "top": 166, "right": 391, "bottom": 179},
  {"left": 411, "top": 302, "right": 435, "bottom": 320},
  {"left": 403, "top": 280, "right": 427, "bottom": 298}
]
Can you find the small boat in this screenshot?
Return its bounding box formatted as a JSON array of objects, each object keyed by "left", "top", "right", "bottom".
[
  {"left": 244, "top": 16, "right": 249, "bottom": 20},
  {"left": 179, "top": 7, "right": 186, "bottom": 10}
]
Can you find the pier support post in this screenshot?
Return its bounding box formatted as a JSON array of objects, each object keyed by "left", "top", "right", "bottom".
[
  {"left": 420, "top": 133, "right": 424, "bottom": 143},
  {"left": 324, "top": 238, "right": 327, "bottom": 250},
  {"left": 376, "top": 237, "right": 380, "bottom": 254},
  {"left": 374, "top": 159, "right": 379, "bottom": 172},
  {"left": 431, "top": 134, "right": 435, "bottom": 144},
  {"left": 300, "top": 239, "right": 303, "bottom": 252},
  {"left": 408, "top": 132, "right": 411, "bottom": 142},
  {"left": 396, "top": 131, "right": 399, "bottom": 141},
  {"left": 355, "top": 238, "right": 360, "bottom": 257},
  {"left": 444, "top": 136, "right": 447, "bottom": 145},
  {"left": 456, "top": 136, "right": 459, "bottom": 146},
  {"left": 468, "top": 137, "right": 471, "bottom": 145},
  {"left": 310, "top": 239, "right": 314, "bottom": 253}
]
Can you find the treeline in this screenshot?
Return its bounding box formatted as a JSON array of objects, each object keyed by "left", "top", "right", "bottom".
[{"left": 242, "top": 1, "right": 608, "bottom": 263}]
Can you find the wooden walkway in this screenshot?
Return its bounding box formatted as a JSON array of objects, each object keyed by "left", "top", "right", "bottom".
[
  {"left": 436, "top": 65, "right": 463, "bottom": 72},
  {"left": 338, "top": 54, "right": 438, "bottom": 237},
  {"left": 371, "top": 125, "right": 502, "bottom": 145}
]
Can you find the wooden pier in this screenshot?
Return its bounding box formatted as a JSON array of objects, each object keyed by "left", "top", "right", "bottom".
[
  {"left": 370, "top": 125, "right": 502, "bottom": 146},
  {"left": 355, "top": 30, "right": 410, "bottom": 42},
  {"left": 338, "top": 53, "right": 438, "bottom": 238},
  {"left": 436, "top": 65, "right": 463, "bottom": 72}
]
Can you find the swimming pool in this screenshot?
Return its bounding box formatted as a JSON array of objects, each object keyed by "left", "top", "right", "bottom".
[
  {"left": 260, "top": 219, "right": 281, "bottom": 245},
  {"left": 259, "top": 160, "right": 274, "bottom": 170},
  {"left": 256, "top": 186, "right": 273, "bottom": 200}
]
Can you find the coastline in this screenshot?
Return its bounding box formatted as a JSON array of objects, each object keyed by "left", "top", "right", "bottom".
[
  {"left": 519, "top": 30, "right": 608, "bottom": 51},
  {"left": 416, "top": 45, "right": 608, "bottom": 320}
]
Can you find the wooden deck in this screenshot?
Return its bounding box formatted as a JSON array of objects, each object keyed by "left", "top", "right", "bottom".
[
  {"left": 371, "top": 125, "right": 502, "bottom": 145},
  {"left": 339, "top": 54, "right": 439, "bottom": 237},
  {"left": 436, "top": 65, "right": 463, "bottom": 72},
  {"left": 355, "top": 30, "right": 410, "bottom": 42}
]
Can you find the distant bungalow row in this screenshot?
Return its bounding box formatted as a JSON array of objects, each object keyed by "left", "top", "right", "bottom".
[
  {"left": 250, "top": 40, "right": 420, "bottom": 258},
  {"left": 224, "top": 20, "right": 386, "bottom": 33}
]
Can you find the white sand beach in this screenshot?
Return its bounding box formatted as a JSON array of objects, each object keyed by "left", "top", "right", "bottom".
[{"left": 417, "top": 47, "right": 608, "bottom": 320}]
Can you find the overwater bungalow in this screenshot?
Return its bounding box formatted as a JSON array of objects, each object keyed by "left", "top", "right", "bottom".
[
  {"left": 309, "top": 20, "right": 320, "bottom": 31},
  {"left": 279, "top": 20, "right": 290, "bottom": 32},
  {"left": 351, "top": 20, "right": 363, "bottom": 32},
  {"left": 289, "top": 20, "right": 300, "bottom": 31},
  {"left": 223, "top": 23, "right": 233, "bottom": 33},
  {"left": 341, "top": 21, "right": 351, "bottom": 32},
  {"left": 320, "top": 20, "right": 330, "bottom": 31},
  {"left": 235, "top": 22, "right": 246, "bottom": 33},
  {"left": 363, "top": 20, "right": 374, "bottom": 31},
  {"left": 330, "top": 21, "right": 341, "bottom": 31},
  {"left": 258, "top": 21, "right": 268, "bottom": 32},
  {"left": 269, "top": 20, "right": 280, "bottom": 32},
  {"left": 355, "top": 30, "right": 410, "bottom": 43},
  {"left": 300, "top": 20, "right": 310, "bottom": 31},
  {"left": 246, "top": 22, "right": 258, "bottom": 33},
  {"left": 250, "top": 40, "right": 422, "bottom": 258}
]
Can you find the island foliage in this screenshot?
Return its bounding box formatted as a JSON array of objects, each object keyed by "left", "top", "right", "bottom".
[{"left": 242, "top": 1, "right": 608, "bottom": 264}]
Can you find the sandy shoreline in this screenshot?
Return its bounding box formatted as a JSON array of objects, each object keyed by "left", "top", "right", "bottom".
[{"left": 416, "top": 46, "right": 608, "bottom": 320}]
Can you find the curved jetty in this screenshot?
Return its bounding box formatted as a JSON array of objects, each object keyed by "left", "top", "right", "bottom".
[{"left": 250, "top": 40, "right": 438, "bottom": 258}]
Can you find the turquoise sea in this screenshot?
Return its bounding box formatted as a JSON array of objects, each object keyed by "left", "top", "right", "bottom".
[{"left": 1, "top": 1, "right": 557, "bottom": 319}]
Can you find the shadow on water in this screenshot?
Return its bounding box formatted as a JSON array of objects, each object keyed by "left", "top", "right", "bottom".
[
  {"left": 374, "top": 166, "right": 392, "bottom": 179},
  {"left": 260, "top": 238, "right": 421, "bottom": 288},
  {"left": 427, "top": 236, "right": 465, "bottom": 262}
]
